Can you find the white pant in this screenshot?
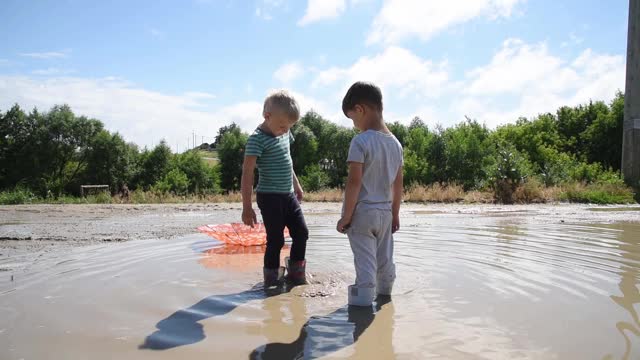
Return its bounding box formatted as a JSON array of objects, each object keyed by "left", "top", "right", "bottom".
[{"left": 347, "top": 206, "right": 396, "bottom": 305}]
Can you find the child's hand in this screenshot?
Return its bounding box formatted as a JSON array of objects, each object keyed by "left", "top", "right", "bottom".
[
  {"left": 336, "top": 217, "right": 351, "bottom": 233},
  {"left": 392, "top": 215, "right": 400, "bottom": 233},
  {"left": 242, "top": 208, "right": 257, "bottom": 227},
  {"left": 294, "top": 184, "right": 304, "bottom": 202}
]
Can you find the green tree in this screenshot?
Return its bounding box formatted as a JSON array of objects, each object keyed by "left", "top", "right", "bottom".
[
  {"left": 404, "top": 123, "right": 433, "bottom": 185},
  {"left": 299, "top": 111, "right": 340, "bottom": 164},
  {"left": 213, "top": 123, "right": 240, "bottom": 148},
  {"left": 83, "top": 131, "right": 138, "bottom": 193},
  {"left": 387, "top": 121, "right": 409, "bottom": 147},
  {"left": 325, "top": 127, "right": 357, "bottom": 187},
  {"left": 138, "top": 141, "right": 173, "bottom": 190},
  {"left": 582, "top": 92, "right": 624, "bottom": 170},
  {"left": 557, "top": 100, "right": 608, "bottom": 159},
  {"left": 172, "top": 151, "right": 210, "bottom": 193},
  {"left": 290, "top": 123, "right": 319, "bottom": 175},
  {"left": 155, "top": 168, "right": 189, "bottom": 195},
  {"left": 490, "top": 144, "right": 534, "bottom": 203},
  {"left": 442, "top": 118, "right": 494, "bottom": 190},
  {"left": 217, "top": 126, "right": 248, "bottom": 191},
  {"left": 0, "top": 105, "right": 33, "bottom": 189},
  {"left": 299, "top": 164, "right": 330, "bottom": 192}
]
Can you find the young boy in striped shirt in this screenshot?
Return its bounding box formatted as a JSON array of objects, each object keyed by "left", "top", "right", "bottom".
[{"left": 241, "top": 90, "right": 309, "bottom": 287}]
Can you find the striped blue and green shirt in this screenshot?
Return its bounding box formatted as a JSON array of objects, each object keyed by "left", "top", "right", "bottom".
[{"left": 245, "top": 127, "right": 294, "bottom": 193}]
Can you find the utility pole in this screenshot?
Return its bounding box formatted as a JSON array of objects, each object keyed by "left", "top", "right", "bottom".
[{"left": 622, "top": 0, "right": 640, "bottom": 187}]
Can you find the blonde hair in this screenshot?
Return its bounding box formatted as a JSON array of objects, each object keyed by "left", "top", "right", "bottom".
[{"left": 263, "top": 90, "right": 300, "bottom": 121}]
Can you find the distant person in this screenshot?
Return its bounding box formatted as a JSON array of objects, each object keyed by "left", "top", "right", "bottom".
[
  {"left": 336, "top": 82, "right": 404, "bottom": 306},
  {"left": 241, "top": 90, "right": 309, "bottom": 287},
  {"left": 120, "top": 183, "right": 130, "bottom": 201}
]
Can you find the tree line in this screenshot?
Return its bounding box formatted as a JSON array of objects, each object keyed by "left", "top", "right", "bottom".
[{"left": 0, "top": 92, "right": 628, "bottom": 202}]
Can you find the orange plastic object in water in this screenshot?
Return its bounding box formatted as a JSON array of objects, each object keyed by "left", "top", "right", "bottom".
[
  {"left": 197, "top": 223, "right": 290, "bottom": 246},
  {"left": 198, "top": 244, "right": 290, "bottom": 271}
]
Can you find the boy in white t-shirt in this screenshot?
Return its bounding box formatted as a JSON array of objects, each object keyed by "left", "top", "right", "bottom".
[{"left": 337, "top": 82, "right": 404, "bottom": 306}]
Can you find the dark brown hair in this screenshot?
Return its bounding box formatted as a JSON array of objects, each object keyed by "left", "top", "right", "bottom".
[{"left": 341, "top": 81, "right": 383, "bottom": 116}]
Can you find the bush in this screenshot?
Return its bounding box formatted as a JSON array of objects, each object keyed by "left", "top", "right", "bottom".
[
  {"left": 203, "top": 165, "right": 222, "bottom": 194},
  {"left": 0, "top": 188, "right": 36, "bottom": 205},
  {"left": 561, "top": 182, "right": 635, "bottom": 204},
  {"left": 130, "top": 189, "right": 149, "bottom": 203},
  {"left": 489, "top": 145, "right": 534, "bottom": 203},
  {"left": 300, "top": 164, "right": 330, "bottom": 192},
  {"left": 512, "top": 178, "right": 545, "bottom": 203},
  {"left": 569, "top": 162, "right": 604, "bottom": 183},
  {"left": 537, "top": 146, "right": 573, "bottom": 186},
  {"left": 93, "top": 191, "right": 113, "bottom": 204},
  {"left": 405, "top": 184, "right": 464, "bottom": 203},
  {"left": 154, "top": 169, "right": 189, "bottom": 195}
]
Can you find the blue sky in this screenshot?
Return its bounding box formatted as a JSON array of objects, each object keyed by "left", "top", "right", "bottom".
[{"left": 0, "top": 0, "right": 630, "bottom": 150}]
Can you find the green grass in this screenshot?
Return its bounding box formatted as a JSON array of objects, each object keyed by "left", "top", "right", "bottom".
[
  {"left": 0, "top": 188, "right": 36, "bottom": 205},
  {"left": 0, "top": 189, "right": 113, "bottom": 205},
  {"left": 1, "top": 180, "right": 637, "bottom": 205},
  {"left": 197, "top": 149, "right": 219, "bottom": 166},
  {"left": 560, "top": 182, "right": 636, "bottom": 204}
]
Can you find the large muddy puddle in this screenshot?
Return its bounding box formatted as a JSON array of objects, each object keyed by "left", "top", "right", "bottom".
[{"left": 1, "top": 213, "right": 640, "bottom": 359}]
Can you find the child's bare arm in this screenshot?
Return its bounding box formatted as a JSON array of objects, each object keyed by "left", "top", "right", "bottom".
[
  {"left": 293, "top": 170, "right": 304, "bottom": 201},
  {"left": 391, "top": 166, "right": 403, "bottom": 233},
  {"left": 241, "top": 156, "right": 258, "bottom": 227},
  {"left": 337, "top": 161, "right": 363, "bottom": 232}
]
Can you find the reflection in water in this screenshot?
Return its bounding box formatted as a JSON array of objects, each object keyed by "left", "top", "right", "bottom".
[
  {"left": 195, "top": 241, "right": 291, "bottom": 271},
  {"left": 249, "top": 296, "right": 393, "bottom": 359},
  {"left": 608, "top": 224, "right": 640, "bottom": 360}
]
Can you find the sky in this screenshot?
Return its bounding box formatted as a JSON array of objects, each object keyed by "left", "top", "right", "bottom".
[{"left": 0, "top": 0, "right": 630, "bottom": 151}]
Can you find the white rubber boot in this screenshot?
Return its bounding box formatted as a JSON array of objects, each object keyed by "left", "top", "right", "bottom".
[{"left": 348, "top": 285, "right": 376, "bottom": 306}]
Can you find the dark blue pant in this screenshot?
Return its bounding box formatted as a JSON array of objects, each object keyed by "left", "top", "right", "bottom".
[{"left": 257, "top": 192, "right": 308, "bottom": 269}]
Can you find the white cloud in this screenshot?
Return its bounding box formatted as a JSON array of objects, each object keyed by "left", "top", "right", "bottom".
[
  {"left": 183, "top": 91, "right": 217, "bottom": 100},
  {"left": 255, "top": 7, "right": 272, "bottom": 20},
  {"left": 567, "top": 32, "right": 584, "bottom": 46},
  {"left": 465, "top": 39, "right": 568, "bottom": 96},
  {"left": 298, "top": 0, "right": 346, "bottom": 26},
  {"left": 31, "top": 68, "right": 75, "bottom": 76},
  {"left": 385, "top": 106, "right": 441, "bottom": 128},
  {"left": 0, "top": 75, "right": 259, "bottom": 149},
  {"left": 313, "top": 46, "right": 449, "bottom": 99},
  {"left": 367, "top": 0, "right": 524, "bottom": 45},
  {"left": 20, "top": 50, "right": 71, "bottom": 59},
  {"left": 288, "top": 88, "right": 346, "bottom": 125},
  {"left": 0, "top": 75, "right": 338, "bottom": 149},
  {"left": 273, "top": 62, "right": 304, "bottom": 83},
  {"left": 148, "top": 28, "right": 165, "bottom": 38},
  {"left": 459, "top": 39, "right": 625, "bottom": 127},
  {"left": 255, "top": 0, "right": 286, "bottom": 20}
]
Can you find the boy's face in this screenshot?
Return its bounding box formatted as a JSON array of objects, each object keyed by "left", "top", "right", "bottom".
[
  {"left": 346, "top": 104, "right": 366, "bottom": 131},
  {"left": 264, "top": 111, "right": 296, "bottom": 136}
]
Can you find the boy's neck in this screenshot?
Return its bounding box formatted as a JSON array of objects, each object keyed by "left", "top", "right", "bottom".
[
  {"left": 362, "top": 114, "right": 387, "bottom": 132},
  {"left": 259, "top": 122, "right": 274, "bottom": 136}
]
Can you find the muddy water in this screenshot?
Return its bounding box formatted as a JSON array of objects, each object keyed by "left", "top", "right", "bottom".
[{"left": 1, "top": 214, "right": 640, "bottom": 359}]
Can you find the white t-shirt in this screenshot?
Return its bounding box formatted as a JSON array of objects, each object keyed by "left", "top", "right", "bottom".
[{"left": 347, "top": 129, "right": 403, "bottom": 210}]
